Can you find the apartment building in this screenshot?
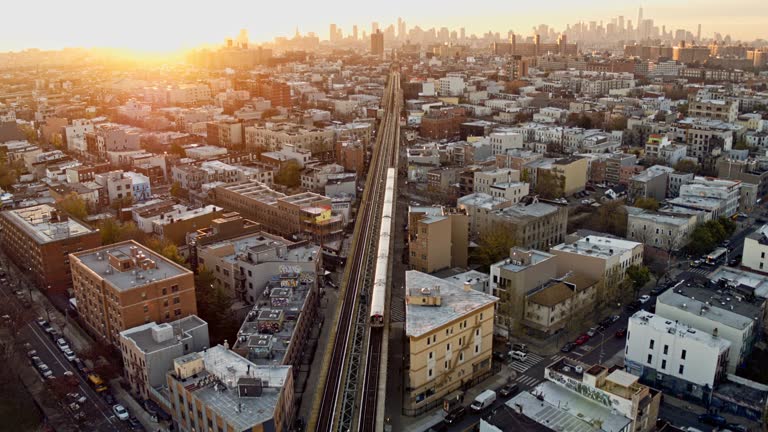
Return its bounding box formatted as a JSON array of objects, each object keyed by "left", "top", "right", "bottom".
[
  {"left": 490, "top": 248, "right": 560, "bottom": 337},
  {"left": 119, "top": 316, "right": 209, "bottom": 399},
  {"left": 625, "top": 311, "right": 730, "bottom": 403},
  {"left": 743, "top": 224, "right": 768, "bottom": 274},
  {"left": 166, "top": 346, "right": 293, "bottom": 432},
  {"left": 488, "top": 131, "right": 524, "bottom": 155},
  {"left": 205, "top": 120, "right": 243, "bottom": 149},
  {"left": 488, "top": 182, "right": 530, "bottom": 203},
  {"left": 408, "top": 206, "right": 468, "bottom": 273},
  {"left": 456, "top": 193, "right": 512, "bottom": 236},
  {"left": 244, "top": 123, "right": 336, "bottom": 158},
  {"left": 676, "top": 176, "right": 742, "bottom": 218},
  {"left": 626, "top": 207, "right": 696, "bottom": 251},
  {"left": 551, "top": 235, "right": 644, "bottom": 305},
  {"left": 523, "top": 272, "right": 598, "bottom": 336},
  {"left": 212, "top": 180, "right": 343, "bottom": 243},
  {"left": 605, "top": 153, "right": 637, "bottom": 185},
  {"left": 629, "top": 165, "right": 674, "bottom": 202},
  {"left": 689, "top": 99, "right": 739, "bottom": 123},
  {"left": 655, "top": 287, "right": 759, "bottom": 373},
  {"left": 404, "top": 271, "right": 498, "bottom": 416},
  {"left": 479, "top": 200, "right": 568, "bottom": 250},
  {"left": 0, "top": 204, "right": 101, "bottom": 294},
  {"left": 473, "top": 168, "right": 520, "bottom": 194},
  {"left": 70, "top": 241, "right": 197, "bottom": 346},
  {"left": 196, "top": 231, "right": 319, "bottom": 304}
]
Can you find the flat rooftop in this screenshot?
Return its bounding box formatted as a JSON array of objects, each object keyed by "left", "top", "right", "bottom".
[
  {"left": 457, "top": 192, "right": 508, "bottom": 210},
  {"left": 405, "top": 271, "right": 498, "bottom": 338},
  {"left": 627, "top": 208, "right": 691, "bottom": 227},
  {"left": 494, "top": 248, "right": 555, "bottom": 272},
  {"left": 710, "top": 266, "right": 768, "bottom": 299},
  {"left": 630, "top": 311, "right": 732, "bottom": 351},
  {"left": 3, "top": 204, "right": 96, "bottom": 244},
  {"left": 508, "top": 382, "right": 632, "bottom": 432},
  {"left": 73, "top": 240, "right": 190, "bottom": 291},
  {"left": 551, "top": 235, "right": 640, "bottom": 258},
  {"left": 120, "top": 315, "right": 207, "bottom": 354},
  {"left": 494, "top": 201, "right": 559, "bottom": 219},
  {"left": 657, "top": 286, "right": 758, "bottom": 330},
  {"left": 169, "top": 346, "right": 290, "bottom": 430}
]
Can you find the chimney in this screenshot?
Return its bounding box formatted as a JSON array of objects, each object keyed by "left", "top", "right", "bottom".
[
  {"left": 713, "top": 327, "right": 718, "bottom": 338},
  {"left": 463, "top": 282, "right": 472, "bottom": 292}
]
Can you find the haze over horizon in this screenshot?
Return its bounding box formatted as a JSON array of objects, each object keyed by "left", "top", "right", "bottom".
[{"left": 2, "top": 0, "right": 767, "bottom": 53}]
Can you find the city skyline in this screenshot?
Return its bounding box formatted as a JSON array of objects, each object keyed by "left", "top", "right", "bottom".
[{"left": 1, "top": 0, "right": 767, "bottom": 54}]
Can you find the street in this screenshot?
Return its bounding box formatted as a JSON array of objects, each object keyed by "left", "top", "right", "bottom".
[{"left": 0, "top": 255, "right": 131, "bottom": 432}]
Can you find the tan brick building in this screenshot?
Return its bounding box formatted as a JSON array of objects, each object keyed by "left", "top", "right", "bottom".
[
  {"left": 70, "top": 240, "right": 197, "bottom": 347},
  {"left": 0, "top": 204, "right": 101, "bottom": 295},
  {"left": 408, "top": 206, "right": 469, "bottom": 273},
  {"left": 404, "top": 271, "right": 498, "bottom": 416}
]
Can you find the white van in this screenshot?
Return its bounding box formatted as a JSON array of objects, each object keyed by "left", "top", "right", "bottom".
[
  {"left": 510, "top": 350, "right": 528, "bottom": 362},
  {"left": 470, "top": 389, "right": 497, "bottom": 411}
]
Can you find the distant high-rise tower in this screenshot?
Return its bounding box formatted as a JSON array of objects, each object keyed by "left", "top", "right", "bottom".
[
  {"left": 460, "top": 27, "right": 466, "bottom": 40},
  {"left": 371, "top": 22, "right": 379, "bottom": 34},
  {"left": 330, "top": 24, "right": 337, "bottom": 42},
  {"left": 371, "top": 30, "right": 384, "bottom": 56},
  {"left": 237, "top": 29, "right": 249, "bottom": 48},
  {"left": 534, "top": 34, "right": 541, "bottom": 56},
  {"left": 697, "top": 24, "right": 702, "bottom": 42},
  {"left": 618, "top": 16, "right": 624, "bottom": 31},
  {"left": 637, "top": 7, "right": 643, "bottom": 38},
  {"left": 352, "top": 25, "right": 358, "bottom": 41}
]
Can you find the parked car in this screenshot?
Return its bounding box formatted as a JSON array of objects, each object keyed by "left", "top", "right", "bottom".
[
  {"left": 725, "top": 423, "right": 749, "bottom": 432},
  {"left": 102, "top": 392, "right": 116, "bottom": 405},
  {"left": 586, "top": 327, "right": 599, "bottom": 337},
  {"left": 650, "top": 286, "right": 667, "bottom": 296},
  {"left": 493, "top": 351, "right": 508, "bottom": 362},
  {"left": 63, "top": 348, "right": 77, "bottom": 361},
  {"left": 37, "top": 363, "right": 53, "bottom": 379},
  {"left": 575, "top": 335, "right": 590, "bottom": 345},
  {"left": 615, "top": 328, "right": 627, "bottom": 338},
  {"left": 113, "top": 404, "right": 129, "bottom": 421},
  {"left": 444, "top": 406, "right": 466, "bottom": 424},
  {"left": 598, "top": 317, "right": 613, "bottom": 328},
  {"left": 561, "top": 342, "right": 576, "bottom": 352},
  {"left": 698, "top": 413, "right": 727, "bottom": 427},
  {"left": 625, "top": 301, "right": 642, "bottom": 313},
  {"left": 67, "top": 393, "right": 87, "bottom": 404},
  {"left": 499, "top": 383, "right": 519, "bottom": 397},
  {"left": 127, "top": 417, "right": 144, "bottom": 431},
  {"left": 72, "top": 358, "right": 90, "bottom": 375},
  {"left": 35, "top": 317, "right": 47, "bottom": 327},
  {"left": 56, "top": 338, "right": 70, "bottom": 352},
  {"left": 509, "top": 343, "right": 528, "bottom": 353},
  {"left": 638, "top": 295, "right": 651, "bottom": 304},
  {"left": 610, "top": 315, "right": 620, "bottom": 323}
]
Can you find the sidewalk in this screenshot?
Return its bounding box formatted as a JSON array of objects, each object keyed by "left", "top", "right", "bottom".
[
  {"left": 398, "top": 365, "right": 518, "bottom": 432},
  {"left": 110, "top": 379, "right": 170, "bottom": 432}
]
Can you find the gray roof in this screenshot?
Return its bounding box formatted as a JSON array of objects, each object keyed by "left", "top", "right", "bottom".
[
  {"left": 2, "top": 204, "right": 96, "bottom": 244},
  {"left": 405, "top": 271, "right": 498, "bottom": 338},
  {"left": 120, "top": 315, "right": 207, "bottom": 354},
  {"left": 169, "top": 346, "right": 290, "bottom": 430},
  {"left": 73, "top": 241, "right": 190, "bottom": 292},
  {"left": 657, "top": 288, "right": 756, "bottom": 330},
  {"left": 508, "top": 383, "right": 632, "bottom": 432}
]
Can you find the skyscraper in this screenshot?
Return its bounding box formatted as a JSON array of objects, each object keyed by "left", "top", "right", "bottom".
[
  {"left": 352, "top": 25, "right": 358, "bottom": 41},
  {"left": 637, "top": 7, "right": 643, "bottom": 39},
  {"left": 371, "top": 30, "right": 384, "bottom": 56},
  {"left": 329, "top": 24, "right": 337, "bottom": 42},
  {"left": 697, "top": 24, "right": 702, "bottom": 41}
]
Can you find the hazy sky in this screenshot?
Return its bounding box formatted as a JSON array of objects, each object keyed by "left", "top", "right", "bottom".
[{"left": 1, "top": 0, "right": 766, "bottom": 52}]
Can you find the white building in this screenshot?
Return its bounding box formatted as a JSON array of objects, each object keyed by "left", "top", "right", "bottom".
[
  {"left": 655, "top": 287, "right": 759, "bottom": 373},
  {"left": 64, "top": 119, "right": 94, "bottom": 154},
  {"left": 625, "top": 311, "right": 730, "bottom": 400},
  {"left": 626, "top": 207, "right": 696, "bottom": 251},
  {"left": 473, "top": 169, "right": 520, "bottom": 195},
  {"left": 438, "top": 76, "right": 466, "bottom": 97},
  {"left": 678, "top": 176, "right": 741, "bottom": 218},
  {"left": 488, "top": 182, "right": 530, "bottom": 203},
  {"left": 488, "top": 132, "right": 524, "bottom": 155},
  {"left": 743, "top": 224, "right": 768, "bottom": 273}
]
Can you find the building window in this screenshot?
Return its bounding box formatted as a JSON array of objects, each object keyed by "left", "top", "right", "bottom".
[
  {"left": 428, "top": 368, "right": 433, "bottom": 378},
  {"left": 173, "top": 297, "right": 180, "bottom": 304},
  {"left": 446, "top": 344, "right": 450, "bottom": 351},
  {"left": 679, "top": 365, "right": 685, "bottom": 374},
  {"left": 428, "top": 351, "right": 433, "bottom": 360},
  {"left": 681, "top": 349, "right": 686, "bottom": 360},
  {"left": 663, "top": 345, "right": 668, "bottom": 355},
  {"left": 174, "top": 308, "right": 182, "bottom": 316},
  {"left": 661, "top": 359, "right": 667, "bottom": 370},
  {"left": 171, "top": 284, "right": 179, "bottom": 293},
  {"left": 647, "top": 354, "right": 653, "bottom": 364},
  {"left": 649, "top": 340, "right": 655, "bottom": 349}
]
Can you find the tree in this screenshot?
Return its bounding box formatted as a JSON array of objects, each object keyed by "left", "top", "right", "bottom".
[
  {"left": 606, "top": 116, "right": 628, "bottom": 131},
  {"left": 46, "top": 374, "right": 80, "bottom": 402},
  {"left": 58, "top": 192, "right": 88, "bottom": 220},
  {"left": 520, "top": 169, "right": 530, "bottom": 183},
  {"left": 634, "top": 197, "right": 659, "bottom": 211},
  {"left": 146, "top": 237, "right": 186, "bottom": 266},
  {"left": 194, "top": 267, "right": 239, "bottom": 344},
  {"left": 471, "top": 226, "right": 516, "bottom": 272},
  {"left": 110, "top": 195, "right": 134, "bottom": 212},
  {"left": 97, "top": 219, "right": 145, "bottom": 245},
  {"left": 169, "top": 142, "right": 186, "bottom": 157},
  {"left": 591, "top": 200, "right": 628, "bottom": 237},
  {"left": 534, "top": 170, "right": 564, "bottom": 199},
  {"left": 170, "top": 181, "right": 187, "bottom": 200},
  {"left": 626, "top": 265, "right": 651, "bottom": 299},
  {"left": 673, "top": 159, "right": 699, "bottom": 174},
  {"left": 0, "top": 160, "right": 22, "bottom": 190},
  {"left": 274, "top": 160, "right": 302, "bottom": 188}
]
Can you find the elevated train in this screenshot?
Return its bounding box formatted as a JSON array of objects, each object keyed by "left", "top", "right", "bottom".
[{"left": 370, "top": 167, "right": 396, "bottom": 327}]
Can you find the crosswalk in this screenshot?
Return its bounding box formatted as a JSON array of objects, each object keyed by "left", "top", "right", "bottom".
[
  {"left": 689, "top": 267, "right": 711, "bottom": 276},
  {"left": 515, "top": 374, "right": 543, "bottom": 388},
  {"left": 508, "top": 352, "right": 545, "bottom": 373}
]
